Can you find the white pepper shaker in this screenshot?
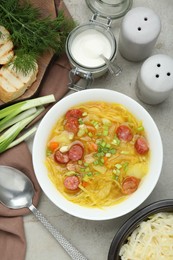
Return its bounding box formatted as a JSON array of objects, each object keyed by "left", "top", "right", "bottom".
[
  {"left": 136, "top": 54, "right": 173, "bottom": 105},
  {"left": 119, "top": 7, "right": 161, "bottom": 61}
]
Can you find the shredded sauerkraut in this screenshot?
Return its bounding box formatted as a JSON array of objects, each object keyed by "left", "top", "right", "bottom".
[
  {"left": 46, "top": 101, "right": 150, "bottom": 208},
  {"left": 119, "top": 212, "right": 173, "bottom": 260}
]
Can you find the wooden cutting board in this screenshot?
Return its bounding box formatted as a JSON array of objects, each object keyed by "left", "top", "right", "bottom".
[{"left": 0, "top": 0, "right": 70, "bottom": 107}]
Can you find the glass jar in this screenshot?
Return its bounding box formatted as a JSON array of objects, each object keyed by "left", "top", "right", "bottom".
[
  {"left": 66, "top": 15, "right": 120, "bottom": 91},
  {"left": 85, "top": 0, "right": 133, "bottom": 19},
  {"left": 66, "top": 0, "right": 132, "bottom": 91}
]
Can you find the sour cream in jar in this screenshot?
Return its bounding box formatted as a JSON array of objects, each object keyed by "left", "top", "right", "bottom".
[{"left": 70, "top": 29, "right": 112, "bottom": 68}]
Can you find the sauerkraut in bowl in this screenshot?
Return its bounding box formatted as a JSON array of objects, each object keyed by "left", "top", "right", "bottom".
[
  {"left": 108, "top": 199, "right": 173, "bottom": 260},
  {"left": 32, "top": 89, "right": 163, "bottom": 220}
]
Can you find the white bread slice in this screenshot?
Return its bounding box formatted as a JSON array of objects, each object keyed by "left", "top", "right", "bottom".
[
  {"left": 0, "top": 76, "right": 26, "bottom": 102},
  {"left": 1, "top": 66, "right": 24, "bottom": 89},
  {"left": 0, "top": 26, "right": 14, "bottom": 64},
  {"left": 0, "top": 26, "right": 10, "bottom": 45},
  {"left": 8, "top": 63, "right": 38, "bottom": 87},
  {"left": 0, "top": 41, "right": 13, "bottom": 58},
  {"left": 0, "top": 62, "right": 38, "bottom": 103},
  {"left": 0, "top": 50, "right": 14, "bottom": 65}
]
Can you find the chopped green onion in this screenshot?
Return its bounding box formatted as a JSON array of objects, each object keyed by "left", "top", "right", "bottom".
[
  {"left": 65, "top": 171, "right": 76, "bottom": 176},
  {"left": 116, "top": 169, "right": 120, "bottom": 175},
  {"left": 101, "top": 141, "right": 106, "bottom": 147},
  {"left": 100, "top": 158, "right": 104, "bottom": 164},
  {"left": 111, "top": 137, "right": 120, "bottom": 146},
  {"left": 115, "top": 163, "right": 122, "bottom": 169},
  {"left": 94, "top": 172, "right": 100, "bottom": 175},
  {"left": 91, "top": 120, "right": 99, "bottom": 129},
  {"left": 83, "top": 173, "right": 93, "bottom": 182},
  {"left": 123, "top": 162, "right": 129, "bottom": 172},
  {"left": 86, "top": 172, "right": 92, "bottom": 177},
  {"left": 84, "top": 162, "right": 89, "bottom": 167},
  {"left": 113, "top": 169, "right": 120, "bottom": 175},
  {"left": 77, "top": 127, "right": 86, "bottom": 137},
  {"left": 114, "top": 175, "right": 119, "bottom": 181},
  {"left": 88, "top": 132, "right": 93, "bottom": 137},
  {"left": 110, "top": 148, "right": 116, "bottom": 154},
  {"left": 113, "top": 169, "right": 117, "bottom": 174},
  {"left": 103, "top": 129, "right": 108, "bottom": 136},
  {"left": 120, "top": 151, "right": 130, "bottom": 155},
  {"left": 83, "top": 175, "right": 89, "bottom": 182},
  {"left": 85, "top": 167, "right": 90, "bottom": 172},
  {"left": 96, "top": 152, "right": 105, "bottom": 157},
  {"left": 78, "top": 118, "right": 83, "bottom": 125},
  {"left": 137, "top": 126, "right": 144, "bottom": 131},
  {"left": 93, "top": 160, "right": 99, "bottom": 165}
]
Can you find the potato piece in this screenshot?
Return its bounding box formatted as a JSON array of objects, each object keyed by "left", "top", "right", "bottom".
[{"left": 126, "top": 163, "right": 148, "bottom": 179}]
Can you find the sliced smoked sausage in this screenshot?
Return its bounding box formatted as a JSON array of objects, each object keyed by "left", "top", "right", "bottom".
[
  {"left": 116, "top": 125, "right": 133, "bottom": 142},
  {"left": 64, "top": 117, "right": 79, "bottom": 134},
  {"left": 122, "top": 176, "right": 140, "bottom": 194},
  {"left": 135, "top": 136, "right": 149, "bottom": 154},
  {"left": 68, "top": 144, "right": 84, "bottom": 161},
  {"left": 64, "top": 176, "right": 80, "bottom": 190},
  {"left": 65, "top": 109, "right": 83, "bottom": 119},
  {"left": 54, "top": 150, "right": 69, "bottom": 164}
]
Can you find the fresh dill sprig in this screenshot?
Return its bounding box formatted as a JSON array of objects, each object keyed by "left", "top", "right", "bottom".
[{"left": 0, "top": 0, "right": 75, "bottom": 75}]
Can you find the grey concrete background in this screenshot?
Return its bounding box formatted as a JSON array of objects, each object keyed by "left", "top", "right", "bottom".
[{"left": 25, "top": 1, "right": 173, "bottom": 259}]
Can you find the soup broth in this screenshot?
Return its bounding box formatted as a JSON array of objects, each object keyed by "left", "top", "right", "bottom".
[{"left": 45, "top": 101, "right": 150, "bottom": 208}]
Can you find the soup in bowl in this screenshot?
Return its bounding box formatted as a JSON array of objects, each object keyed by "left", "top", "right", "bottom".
[{"left": 32, "top": 89, "right": 163, "bottom": 220}]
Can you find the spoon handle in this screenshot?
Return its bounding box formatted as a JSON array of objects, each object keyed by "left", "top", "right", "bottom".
[
  {"left": 29, "top": 204, "right": 88, "bottom": 260},
  {"left": 100, "top": 54, "right": 122, "bottom": 76}
]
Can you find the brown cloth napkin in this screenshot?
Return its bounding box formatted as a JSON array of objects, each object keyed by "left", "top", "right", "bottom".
[{"left": 0, "top": 1, "right": 75, "bottom": 259}]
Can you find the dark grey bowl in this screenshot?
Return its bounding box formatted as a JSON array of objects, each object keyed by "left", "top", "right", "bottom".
[{"left": 108, "top": 199, "right": 173, "bottom": 260}]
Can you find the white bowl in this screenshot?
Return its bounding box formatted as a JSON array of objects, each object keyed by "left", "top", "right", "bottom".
[{"left": 32, "top": 89, "right": 163, "bottom": 220}]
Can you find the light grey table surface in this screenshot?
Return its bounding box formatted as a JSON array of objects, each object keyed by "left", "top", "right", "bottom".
[{"left": 26, "top": 1, "right": 173, "bottom": 259}]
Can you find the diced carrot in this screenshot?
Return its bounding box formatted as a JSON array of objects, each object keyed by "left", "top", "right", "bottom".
[
  {"left": 82, "top": 181, "right": 89, "bottom": 188},
  {"left": 86, "top": 125, "right": 96, "bottom": 133},
  {"left": 104, "top": 156, "right": 108, "bottom": 164},
  {"left": 87, "top": 142, "right": 98, "bottom": 152},
  {"left": 48, "top": 141, "right": 59, "bottom": 151}
]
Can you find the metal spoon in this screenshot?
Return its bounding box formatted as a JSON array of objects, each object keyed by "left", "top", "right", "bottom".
[
  {"left": 0, "top": 165, "right": 88, "bottom": 260},
  {"left": 100, "top": 54, "right": 122, "bottom": 76}
]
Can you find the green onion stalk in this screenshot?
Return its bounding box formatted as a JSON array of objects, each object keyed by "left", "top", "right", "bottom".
[{"left": 0, "top": 94, "right": 55, "bottom": 153}]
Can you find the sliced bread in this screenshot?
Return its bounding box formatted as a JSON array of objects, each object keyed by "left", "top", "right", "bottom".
[
  {"left": 0, "top": 62, "right": 38, "bottom": 102},
  {"left": 0, "top": 26, "right": 14, "bottom": 65}
]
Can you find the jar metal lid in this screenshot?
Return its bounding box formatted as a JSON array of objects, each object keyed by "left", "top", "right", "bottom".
[{"left": 85, "top": 0, "right": 133, "bottom": 19}]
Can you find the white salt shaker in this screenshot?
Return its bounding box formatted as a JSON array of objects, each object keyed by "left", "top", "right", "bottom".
[
  {"left": 119, "top": 7, "right": 161, "bottom": 61},
  {"left": 136, "top": 54, "right": 173, "bottom": 105}
]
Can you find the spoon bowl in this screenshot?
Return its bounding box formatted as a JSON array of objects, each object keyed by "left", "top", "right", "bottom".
[
  {"left": 0, "top": 166, "right": 34, "bottom": 209},
  {"left": 0, "top": 165, "right": 87, "bottom": 260}
]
